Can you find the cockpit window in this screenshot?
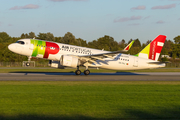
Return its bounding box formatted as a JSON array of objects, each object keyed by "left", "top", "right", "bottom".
[{"left": 16, "top": 41, "right": 25, "bottom": 45}]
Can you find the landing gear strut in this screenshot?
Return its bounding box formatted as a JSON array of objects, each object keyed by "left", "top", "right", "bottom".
[
  {"left": 26, "top": 56, "right": 31, "bottom": 67},
  {"left": 84, "top": 62, "right": 90, "bottom": 75},
  {"left": 75, "top": 66, "right": 81, "bottom": 75}
]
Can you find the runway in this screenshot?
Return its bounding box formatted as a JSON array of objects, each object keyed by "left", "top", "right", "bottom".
[{"left": 0, "top": 72, "right": 180, "bottom": 81}]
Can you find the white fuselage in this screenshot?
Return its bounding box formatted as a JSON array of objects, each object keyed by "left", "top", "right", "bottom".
[{"left": 8, "top": 39, "right": 165, "bottom": 70}]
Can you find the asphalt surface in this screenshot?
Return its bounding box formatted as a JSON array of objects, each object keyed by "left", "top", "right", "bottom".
[{"left": 0, "top": 72, "right": 180, "bottom": 81}]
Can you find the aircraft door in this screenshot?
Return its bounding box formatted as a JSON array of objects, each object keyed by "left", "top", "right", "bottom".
[
  {"left": 133, "top": 57, "right": 138, "bottom": 67},
  {"left": 29, "top": 42, "right": 34, "bottom": 50}
]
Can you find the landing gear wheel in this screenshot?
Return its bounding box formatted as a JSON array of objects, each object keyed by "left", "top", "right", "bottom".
[
  {"left": 26, "top": 62, "right": 30, "bottom": 66},
  {"left": 84, "top": 70, "right": 90, "bottom": 75},
  {"left": 75, "top": 70, "right": 81, "bottom": 75}
]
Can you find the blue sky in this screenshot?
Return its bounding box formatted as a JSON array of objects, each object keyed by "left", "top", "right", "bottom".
[{"left": 1, "top": 0, "right": 180, "bottom": 43}]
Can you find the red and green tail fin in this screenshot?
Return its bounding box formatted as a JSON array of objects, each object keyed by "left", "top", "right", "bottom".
[{"left": 135, "top": 35, "right": 166, "bottom": 61}]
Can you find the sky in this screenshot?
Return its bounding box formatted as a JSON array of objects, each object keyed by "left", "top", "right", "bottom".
[{"left": 0, "top": 0, "right": 180, "bottom": 43}]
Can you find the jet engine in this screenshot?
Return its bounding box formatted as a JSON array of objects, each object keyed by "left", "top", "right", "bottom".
[
  {"left": 60, "top": 55, "right": 80, "bottom": 68},
  {"left": 48, "top": 60, "right": 64, "bottom": 69}
]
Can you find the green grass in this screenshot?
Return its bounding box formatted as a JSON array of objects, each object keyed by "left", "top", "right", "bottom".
[
  {"left": 0, "top": 81, "right": 180, "bottom": 120},
  {"left": 0, "top": 67, "right": 180, "bottom": 73}
]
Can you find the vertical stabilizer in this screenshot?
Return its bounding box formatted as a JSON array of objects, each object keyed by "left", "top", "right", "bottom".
[{"left": 136, "top": 35, "right": 166, "bottom": 61}]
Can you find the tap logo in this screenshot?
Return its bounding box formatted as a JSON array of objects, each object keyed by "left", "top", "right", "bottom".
[{"left": 31, "top": 40, "right": 59, "bottom": 59}]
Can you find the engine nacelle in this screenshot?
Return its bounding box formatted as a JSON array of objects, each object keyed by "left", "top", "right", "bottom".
[
  {"left": 60, "top": 55, "right": 80, "bottom": 68},
  {"left": 48, "top": 60, "right": 64, "bottom": 69}
]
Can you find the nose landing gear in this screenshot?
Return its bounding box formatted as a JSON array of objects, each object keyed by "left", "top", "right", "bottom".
[
  {"left": 26, "top": 56, "right": 32, "bottom": 67},
  {"left": 26, "top": 62, "right": 30, "bottom": 66}
]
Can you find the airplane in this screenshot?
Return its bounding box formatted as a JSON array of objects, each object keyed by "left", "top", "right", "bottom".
[{"left": 8, "top": 35, "right": 166, "bottom": 75}]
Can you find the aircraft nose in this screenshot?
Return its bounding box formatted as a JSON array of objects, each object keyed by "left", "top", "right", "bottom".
[{"left": 8, "top": 44, "right": 16, "bottom": 52}]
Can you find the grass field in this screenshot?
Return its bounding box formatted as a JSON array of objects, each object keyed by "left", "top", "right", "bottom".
[{"left": 0, "top": 81, "right": 180, "bottom": 120}]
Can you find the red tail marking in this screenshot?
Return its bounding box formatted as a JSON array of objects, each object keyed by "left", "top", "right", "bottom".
[{"left": 149, "top": 35, "right": 166, "bottom": 60}]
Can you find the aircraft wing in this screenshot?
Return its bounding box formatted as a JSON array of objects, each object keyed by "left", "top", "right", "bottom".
[
  {"left": 79, "top": 50, "right": 124, "bottom": 57},
  {"left": 76, "top": 40, "right": 134, "bottom": 62},
  {"left": 75, "top": 51, "right": 123, "bottom": 64},
  {"left": 72, "top": 41, "right": 134, "bottom": 64}
]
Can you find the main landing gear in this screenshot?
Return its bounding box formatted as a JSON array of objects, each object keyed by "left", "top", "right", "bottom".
[
  {"left": 75, "top": 69, "right": 81, "bottom": 75},
  {"left": 84, "top": 69, "right": 90, "bottom": 75},
  {"left": 75, "top": 67, "right": 90, "bottom": 75}
]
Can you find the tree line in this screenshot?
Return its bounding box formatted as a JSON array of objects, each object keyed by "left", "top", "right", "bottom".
[{"left": 0, "top": 31, "right": 180, "bottom": 62}]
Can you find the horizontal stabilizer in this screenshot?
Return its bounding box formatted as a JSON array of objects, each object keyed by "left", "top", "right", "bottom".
[{"left": 147, "top": 61, "right": 169, "bottom": 64}]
